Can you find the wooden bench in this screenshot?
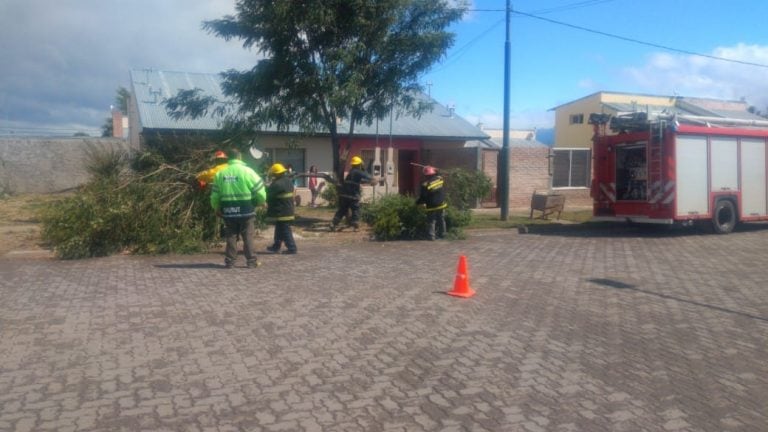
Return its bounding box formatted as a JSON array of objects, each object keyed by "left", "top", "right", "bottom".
[{"left": 529, "top": 192, "right": 565, "bottom": 220}]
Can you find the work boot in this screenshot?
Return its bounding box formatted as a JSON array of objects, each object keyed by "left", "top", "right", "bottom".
[{"left": 266, "top": 245, "right": 280, "bottom": 253}]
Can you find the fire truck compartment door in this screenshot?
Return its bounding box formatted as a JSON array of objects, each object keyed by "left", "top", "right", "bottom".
[
  {"left": 676, "top": 136, "right": 709, "bottom": 217},
  {"left": 710, "top": 137, "right": 738, "bottom": 191},
  {"left": 741, "top": 138, "right": 767, "bottom": 216}
]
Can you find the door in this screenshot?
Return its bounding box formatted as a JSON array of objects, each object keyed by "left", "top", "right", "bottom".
[{"left": 397, "top": 150, "right": 419, "bottom": 195}]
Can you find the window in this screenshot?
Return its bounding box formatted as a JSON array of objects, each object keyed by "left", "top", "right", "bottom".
[
  {"left": 569, "top": 114, "right": 584, "bottom": 125},
  {"left": 552, "top": 149, "right": 591, "bottom": 188},
  {"left": 267, "top": 147, "right": 306, "bottom": 187}
]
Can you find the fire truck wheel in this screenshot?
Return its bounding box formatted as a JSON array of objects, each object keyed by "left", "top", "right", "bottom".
[{"left": 712, "top": 199, "right": 737, "bottom": 234}]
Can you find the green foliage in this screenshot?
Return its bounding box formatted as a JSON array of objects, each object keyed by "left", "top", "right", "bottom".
[
  {"left": 362, "top": 194, "right": 425, "bottom": 240},
  {"left": 40, "top": 169, "right": 212, "bottom": 259},
  {"left": 361, "top": 193, "right": 471, "bottom": 241},
  {"left": 443, "top": 168, "right": 492, "bottom": 210},
  {"left": 84, "top": 145, "right": 128, "bottom": 180},
  {"left": 445, "top": 206, "right": 471, "bottom": 230},
  {"left": 320, "top": 182, "right": 338, "bottom": 208},
  {"left": 39, "top": 144, "right": 270, "bottom": 259}
]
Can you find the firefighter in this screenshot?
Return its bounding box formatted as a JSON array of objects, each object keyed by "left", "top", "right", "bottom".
[
  {"left": 417, "top": 165, "right": 447, "bottom": 240},
  {"left": 265, "top": 163, "right": 298, "bottom": 254},
  {"left": 210, "top": 148, "right": 266, "bottom": 268},
  {"left": 331, "top": 155, "right": 373, "bottom": 231},
  {"left": 196, "top": 150, "right": 228, "bottom": 190}
]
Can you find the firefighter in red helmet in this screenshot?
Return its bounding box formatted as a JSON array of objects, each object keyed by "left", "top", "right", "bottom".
[
  {"left": 196, "top": 150, "right": 229, "bottom": 190},
  {"left": 417, "top": 165, "right": 447, "bottom": 240}
]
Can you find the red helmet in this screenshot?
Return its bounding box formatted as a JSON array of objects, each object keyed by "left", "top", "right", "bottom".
[
  {"left": 423, "top": 166, "right": 437, "bottom": 176},
  {"left": 213, "top": 150, "right": 227, "bottom": 160}
]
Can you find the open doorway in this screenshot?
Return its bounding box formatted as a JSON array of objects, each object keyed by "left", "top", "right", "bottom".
[{"left": 397, "top": 150, "right": 419, "bottom": 195}]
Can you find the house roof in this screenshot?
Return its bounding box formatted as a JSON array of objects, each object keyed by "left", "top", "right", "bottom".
[
  {"left": 549, "top": 90, "right": 764, "bottom": 122},
  {"left": 129, "top": 69, "right": 488, "bottom": 141}
]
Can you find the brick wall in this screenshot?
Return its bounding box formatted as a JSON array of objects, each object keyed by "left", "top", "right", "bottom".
[
  {"left": 0, "top": 137, "right": 131, "bottom": 195},
  {"left": 509, "top": 147, "right": 552, "bottom": 209}
]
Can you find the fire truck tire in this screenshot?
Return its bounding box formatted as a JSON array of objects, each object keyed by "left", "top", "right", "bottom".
[{"left": 712, "top": 199, "right": 737, "bottom": 234}]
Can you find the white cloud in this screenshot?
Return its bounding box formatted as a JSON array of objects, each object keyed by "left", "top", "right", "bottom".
[{"left": 623, "top": 43, "right": 768, "bottom": 110}]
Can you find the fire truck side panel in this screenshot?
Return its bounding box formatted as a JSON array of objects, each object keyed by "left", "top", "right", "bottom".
[
  {"left": 710, "top": 138, "right": 739, "bottom": 192},
  {"left": 740, "top": 138, "right": 767, "bottom": 218},
  {"left": 675, "top": 136, "right": 709, "bottom": 218}
]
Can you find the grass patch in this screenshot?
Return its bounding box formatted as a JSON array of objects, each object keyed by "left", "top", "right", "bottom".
[{"left": 468, "top": 209, "right": 593, "bottom": 230}]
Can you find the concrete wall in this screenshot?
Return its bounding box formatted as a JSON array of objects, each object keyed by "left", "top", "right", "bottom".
[{"left": 0, "top": 137, "right": 131, "bottom": 195}]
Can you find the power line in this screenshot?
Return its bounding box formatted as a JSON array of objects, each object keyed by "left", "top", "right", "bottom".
[
  {"left": 464, "top": 6, "right": 768, "bottom": 69},
  {"left": 513, "top": 10, "right": 768, "bottom": 69},
  {"left": 429, "top": 18, "right": 505, "bottom": 73},
  {"left": 528, "top": 0, "right": 619, "bottom": 15}
]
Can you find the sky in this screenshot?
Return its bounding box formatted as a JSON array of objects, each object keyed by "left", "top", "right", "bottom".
[{"left": 2, "top": 0, "right": 768, "bottom": 137}]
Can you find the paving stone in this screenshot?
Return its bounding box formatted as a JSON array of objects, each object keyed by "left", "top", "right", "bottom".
[{"left": 1, "top": 225, "right": 768, "bottom": 430}]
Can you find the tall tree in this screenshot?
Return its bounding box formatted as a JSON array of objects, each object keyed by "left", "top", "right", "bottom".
[{"left": 165, "top": 0, "right": 466, "bottom": 181}]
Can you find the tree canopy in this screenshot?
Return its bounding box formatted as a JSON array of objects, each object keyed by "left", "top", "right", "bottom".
[{"left": 165, "top": 0, "right": 466, "bottom": 180}]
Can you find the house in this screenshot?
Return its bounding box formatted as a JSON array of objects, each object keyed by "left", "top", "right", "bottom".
[
  {"left": 549, "top": 91, "right": 766, "bottom": 207},
  {"left": 128, "top": 69, "right": 490, "bottom": 204}
]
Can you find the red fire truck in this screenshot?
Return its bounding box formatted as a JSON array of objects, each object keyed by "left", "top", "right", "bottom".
[{"left": 590, "top": 112, "right": 768, "bottom": 233}]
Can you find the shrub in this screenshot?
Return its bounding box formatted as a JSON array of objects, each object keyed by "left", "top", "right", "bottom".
[
  {"left": 84, "top": 145, "right": 129, "bottom": 180},
  {"left": 320, "top": 182, "right": 338, "bottom": 208},
  {"left": 362, "top": 194, "right": 425, "bottom": 240},
  {"left": 443, "top": 168, "right": 492, "bottom": 210}
]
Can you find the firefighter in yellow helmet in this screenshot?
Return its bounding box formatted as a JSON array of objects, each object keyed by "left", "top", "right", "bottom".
[
  {"left": 265, "top": 163, "right": 297, "bottom": 254},
  {"left": 331, "top": 155, "right": 373, "bottom": 231}
]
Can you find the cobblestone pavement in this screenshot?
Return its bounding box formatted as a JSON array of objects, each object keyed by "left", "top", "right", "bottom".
[{"left": 1, "top": 224, "right": 767, "bottom": 432}]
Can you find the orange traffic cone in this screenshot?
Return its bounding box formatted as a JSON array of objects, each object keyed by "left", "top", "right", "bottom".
[{"left": 448, "top": 255, "right": 475, "bottom": 298}]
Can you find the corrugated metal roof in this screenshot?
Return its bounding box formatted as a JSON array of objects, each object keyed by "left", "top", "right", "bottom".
[
  {"left": 602, "top": 102, "right": 691, "bottom": 117},
  {"left": 130, "top": 69, "right": 488, "bottom": 140},
  {"left": 602, "top": 100, "right": 766, "bottom": 122}
]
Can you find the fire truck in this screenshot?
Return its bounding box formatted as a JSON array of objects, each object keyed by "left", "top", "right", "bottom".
[{"left": 590, "top": 111, "right": 768, "bottom": 233}]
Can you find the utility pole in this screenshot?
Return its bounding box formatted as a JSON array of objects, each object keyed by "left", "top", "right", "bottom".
[{"left": 500, "top": 0, "right": 511, "bottom": 220}]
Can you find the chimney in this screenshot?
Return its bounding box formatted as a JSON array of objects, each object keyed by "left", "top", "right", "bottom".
[{"left": 112, "top": 110, "right": 123, "bottom": 138}]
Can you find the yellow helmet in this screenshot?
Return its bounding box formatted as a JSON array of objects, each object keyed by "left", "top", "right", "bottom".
[
  {"left": 350, "top": 156, "right": 363, "bottom": 166},
  {"left": 269, "top": 163, "right": 287, "bottom": 176}
]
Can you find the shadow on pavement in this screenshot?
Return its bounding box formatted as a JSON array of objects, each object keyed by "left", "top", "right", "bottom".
[
  {"left": 588, "top": 278, "right": 768, "bottom": 323},
  {"left": 520, "top": 221, "right": 768, "bottom": 238}
]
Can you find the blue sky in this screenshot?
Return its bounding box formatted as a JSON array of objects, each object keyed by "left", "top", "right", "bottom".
[
  {"left": 430, "top": 0, "right": 768, "bottom": 129},
  {"left": 1, "top": 0, "right": 767, "bottom": 136}
]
